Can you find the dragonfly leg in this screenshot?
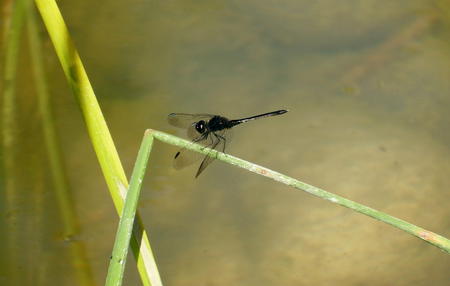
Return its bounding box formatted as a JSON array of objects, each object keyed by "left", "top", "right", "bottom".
[
  {"left": 175, "top": 133, "right": 208, "bottom": 159},
  {"left": 211, "top": 133, "right": 226, "bottom": 159},
  {"left": 216, "top": 134, "right": 227, "bottom": 153}
]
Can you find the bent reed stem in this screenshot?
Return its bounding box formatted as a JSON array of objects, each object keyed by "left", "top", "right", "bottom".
[{"left": 149, "top": 129, "right": 450, "bottom": 254}]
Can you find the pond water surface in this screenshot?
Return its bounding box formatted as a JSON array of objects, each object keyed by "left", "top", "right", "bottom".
[{"left": 1, "top": 0, "right": 450, "bottom": 285}]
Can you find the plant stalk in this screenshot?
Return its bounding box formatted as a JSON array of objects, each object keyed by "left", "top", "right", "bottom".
[{"left": 150, "top": 129, "right": 450, "bottom": 254}]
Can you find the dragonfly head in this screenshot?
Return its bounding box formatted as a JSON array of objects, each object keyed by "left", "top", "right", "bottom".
[{"left": 195, "top": 120, "right": 207, "bottom": 134}]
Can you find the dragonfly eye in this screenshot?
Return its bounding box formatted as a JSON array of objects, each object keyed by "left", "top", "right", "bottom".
[{"left": 195, "top": 120, "right": 207, "bottom": 134}]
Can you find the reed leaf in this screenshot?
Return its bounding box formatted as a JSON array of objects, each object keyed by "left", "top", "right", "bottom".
[{"left": 33, "top": 0, "right": 162, "bottom": 285}]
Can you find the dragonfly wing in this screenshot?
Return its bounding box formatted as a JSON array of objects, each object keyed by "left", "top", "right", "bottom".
[
  {"left": 195, "top": 130, "right": 227, "bottom": 178},
  {"left": 173, "top": 147, "right": 204, "bottom": 170},
  {"left": 167, "top": 113, "right": 214, "bottom": 128},
  {"left": 173, "top": 133, "right": 208, "bottom": 170}
]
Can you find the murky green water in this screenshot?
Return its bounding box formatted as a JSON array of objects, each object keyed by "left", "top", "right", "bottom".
[{"left": 2, "top": 0, "right": 450, "bottom": 285}]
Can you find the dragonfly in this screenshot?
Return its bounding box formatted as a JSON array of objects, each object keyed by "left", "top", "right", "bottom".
[{"left": 167, "top": 109, "right": 288, "bottom": 177}]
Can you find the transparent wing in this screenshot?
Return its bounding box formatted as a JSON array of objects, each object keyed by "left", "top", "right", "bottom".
[
  {"left": 172, "top": 129, "right": 230, "bottom": 177},
  {"left": 186, "top": 124, "right": 199, "bottom": 140},
  {"left": 167, "top": 113, "right": 214, "bottom": 128},
  {"left": 173, "top": 147, "right": 205, "bottom": 170},
  {"left": 173, "top": 133, "right": 209, "bottom": 170},
  {"left": 195, "top": 130, "right": 228, "bottom": 178}
]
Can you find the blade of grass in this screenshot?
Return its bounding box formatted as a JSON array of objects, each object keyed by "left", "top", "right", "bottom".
[
  {"left": 106, "top": 131, "right": 154, "bottom": 286},
  {"left": 27, "top": 6, "right": 96, "bottom": 286},
  {"left": 33, "top": 0, "right": 162, "bottom": 285},
  {"left": 149, "top": 129, "right": 450, "bottom": 254}
]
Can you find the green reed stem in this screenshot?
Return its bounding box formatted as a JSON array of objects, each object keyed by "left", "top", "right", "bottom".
[
  {"left": 33, "top": 0, "right": 162, "bottom": 285},
  {"left": 105, "top": 128, "right": 449, "bottom": 285},
  {"left": 149, "top": 129, "right": 450, "bottom": 254},
  {"left": 106, "top": 132, "right": 154, "bottom": 286}
]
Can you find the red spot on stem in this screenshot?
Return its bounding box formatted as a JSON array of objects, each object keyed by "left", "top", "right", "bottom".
[{"left": 419, "top": 231, "right": 436, "bottom": 241}]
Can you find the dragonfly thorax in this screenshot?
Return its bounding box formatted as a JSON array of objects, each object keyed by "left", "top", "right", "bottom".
[{"left": 207, "top": 116, "right": 232, "bottom": 132}]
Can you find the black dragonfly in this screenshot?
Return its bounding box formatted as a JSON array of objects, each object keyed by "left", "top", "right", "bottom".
[{"left": 168, "top": 109, "right": 288, "bottom": 177}]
